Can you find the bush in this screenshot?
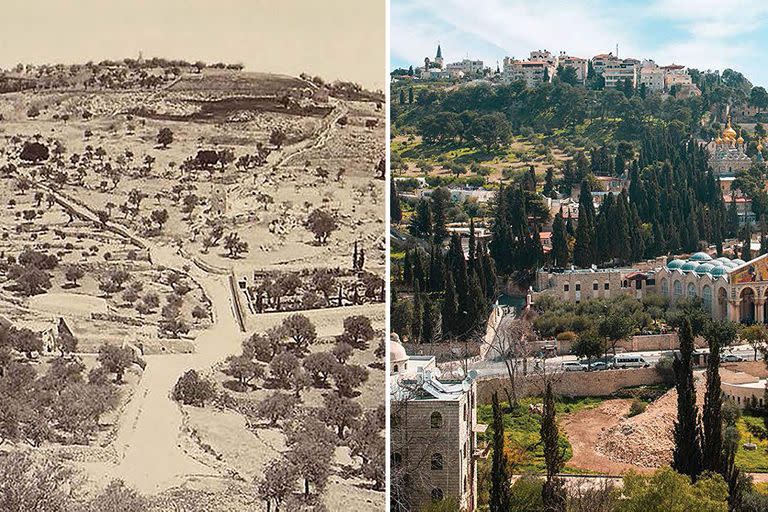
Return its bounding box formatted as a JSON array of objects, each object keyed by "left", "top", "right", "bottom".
[
  {"left": 628, "top": 399, "right": 646, "bottom": 417},
  {"left": 172, "top": 370, "right": 215, "bottom": 407}
]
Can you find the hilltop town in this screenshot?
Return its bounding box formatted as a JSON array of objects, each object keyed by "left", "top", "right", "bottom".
[{"left": 390, "top": 43, "right": 768, "bottom": 511}]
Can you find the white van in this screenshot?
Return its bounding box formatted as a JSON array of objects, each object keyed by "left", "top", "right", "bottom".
[{"left": 613, "top": 354, "right": 649, "bottom": 368}]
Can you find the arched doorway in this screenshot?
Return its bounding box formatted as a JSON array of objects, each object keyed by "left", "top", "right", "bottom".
[{"left": 740, "top": 287, "right": 756, "bottom": 324}]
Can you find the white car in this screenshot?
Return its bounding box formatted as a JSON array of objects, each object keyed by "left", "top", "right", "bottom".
[{"left": 563, "top": 361, "right": 586, "bottom": 372}]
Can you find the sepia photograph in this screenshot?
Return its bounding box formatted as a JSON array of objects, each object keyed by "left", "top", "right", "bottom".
[
  {"left": 0, "top": 1, "right": 385, "bottom": 511},
  {"left": 389, "top": 1, "right": 768, "bottom": 511}
]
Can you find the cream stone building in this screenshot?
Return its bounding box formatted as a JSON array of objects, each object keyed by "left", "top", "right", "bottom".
[{"left": 390, "top": 336, "right": 485, "bottom": 511}]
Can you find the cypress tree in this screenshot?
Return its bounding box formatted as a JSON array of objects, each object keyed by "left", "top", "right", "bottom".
[
  {"left": 430, "top": 187, "right": 451, "bottom": 244},
  {"left": 742, "top": 222, "right": 753, "bottom": 262},
  {"left": 441, "top": 272, "right": 458, "bottom": 337},
  {"left": 489, "top": 186, "right": 513, "bottom": 274},
  {"left": 702, "top": 321, "right": 736, "bottom": 473},
  {"left": 467, "top": 218, "right": 477, "bottom": 274},
  {"left": 408, "top": 86, "right": 414, "bottom": 104},
  {"left": 490, "top": 392, "right": 512, "bottom": 512},
  {"left": 428, "top": 245, "right": 444, "bottom": 293},
  {"left": 402, "top": 250, "right": 412, "bottom": 286},
  {"left": 390, "top": 178, "right": 402, "bottom": 224},
  {"left": 551, "top": 210, "right": 568, "bottom": 268},
  {"left": 447, "top": 234, "right": 470, "bottom": 333},
  {"left": 541, "top": 382, "right": 566, "bottom": 512},
  {"left": 573, "top": 180, "right": 595, "bottom": 267},
  {"left": 420, "top": 294, "right": 435, "bottom": 343},
  {"left": 411, "top": 283, "right": 422, "bottom": 342},
  {"left": 398, "top": 89, "right": 405, "bottom": 104},
  {"left": 408, "top": 199, "right": 433, "bottom": 239},
  {"left": 671, "top": 318, "right": 702, "bottom": 480},
  {"left": 543, "top": 167, "right": 555, "bottom": 198}
]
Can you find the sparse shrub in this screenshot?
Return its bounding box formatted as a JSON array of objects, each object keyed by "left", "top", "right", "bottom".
[{"left": 628, "top": 399, "right": 646, "bottom": 417}]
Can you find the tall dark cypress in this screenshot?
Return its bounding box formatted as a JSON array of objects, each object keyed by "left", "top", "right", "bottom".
[
  {"left": 490, "top": 392, "right": 511, "bottom": 512},
  {"left": 573, "top": 179, "right": 595, "bottom": 268},
  {"left": 420, "top": 294, "right": 435, "bottom": 343},
  {"left": 467, "top": 218, "right": 477, "bottom": 274},
  {"left": 551, "top": 210, "right": 569, "bottom": 268},
  {"left": 428, "top": 245, "right": 444, "bottom": 293},
  {"left": 671, "top": 318, "right": 702, "bottom": 480},
  {"left": 702, "top": 321, "right": 736, "bottom": 473},
  {"left": 390, "top": 178, "right": 402, "bottom": 224},
  {"left": 441, "top": 271, "right": 458, "bottom": 338},
  {"left": 541, "top": 383, "right": 566, "bottom": 512}
]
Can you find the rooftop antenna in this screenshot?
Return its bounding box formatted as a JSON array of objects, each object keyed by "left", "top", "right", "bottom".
[{"left": 616, "top": 43, "right": 619, "bottom": 58}]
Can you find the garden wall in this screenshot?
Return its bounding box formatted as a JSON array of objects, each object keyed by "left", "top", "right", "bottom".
[{"left": 475, "top": 367, "right": 664, "bottom": 403}]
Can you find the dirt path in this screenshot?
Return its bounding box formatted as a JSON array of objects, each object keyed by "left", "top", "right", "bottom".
[{"left": 561, "top": 399, "right": 654, "bottom": 475}]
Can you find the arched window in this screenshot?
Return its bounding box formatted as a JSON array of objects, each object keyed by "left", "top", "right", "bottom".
[
  {"left": 393, "top": 364, "right": 398, "bottom": 373},
  {"left": 687, "top": 283, "right": 696, "bottom": 298},
  {"left": 430, "top": 411, "right": 442, "bottom": 429},
  {"left": 431, "top": 488, "right": 444, "bottom": 502},
  {"left": 661, "top": 279, "right": 669, "bottom": 297},
  {"left": 702, "top": 285, "right": 712, "bottom": 311},
  {"left": 431, "top": 453, "right": 443, "bottom": 470},
  {"left": 673, "top": 280, "right": 683, "bottom": 299},
  {"left": 392, "top": 452, "right": 402, "bottom": 468}
]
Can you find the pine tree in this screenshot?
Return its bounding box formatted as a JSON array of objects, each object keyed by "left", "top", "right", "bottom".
[
  {"left": 541, "top": 382, "right": 566, "bottom": 512},
  {"left": 671, "top": 318, "right": 702, "bottom": 480},
  {"left": 430, "top": 187, "right": 451, "bottom": 244},
  {"left": 551, "top": 210, "right": 569, "bottom": 267},
  {"left": 490, "top": 392, "right": 512, "bottom": 512}
]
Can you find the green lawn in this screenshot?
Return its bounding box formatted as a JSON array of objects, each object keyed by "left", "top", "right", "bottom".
[
  {"left": 736, "top": 413, "right": 768, "bottom": 472},
  {"left": 477, "top": 396, "right": 606, "bottom": 474}
]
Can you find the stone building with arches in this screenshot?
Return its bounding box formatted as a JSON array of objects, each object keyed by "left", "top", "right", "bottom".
[
  {"left": 390, "top": 336, "right": 485, "bottom": 511},
  {"left": 656, "top": 251, "right": 768, "bottom": 323}
]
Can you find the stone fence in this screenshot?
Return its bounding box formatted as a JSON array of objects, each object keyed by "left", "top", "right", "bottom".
[{"left": 475, "top": 367, "right": 664, "bottom": 404}]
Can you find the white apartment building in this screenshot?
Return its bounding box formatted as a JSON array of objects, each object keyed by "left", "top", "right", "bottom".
[
  {"left": 529, "top": 50, "right": 558, "bottom": 67},
  {"left": 639, "top": 60, "right": 664, "bottom": 92},
  {"left": 502, "top": 56, "right": 555, "bottom": 87},
  {"left": 604, "top": 59, "right": 637, "bottom": 89},
  {"left": 591, "top": 52, "right": 620, "bottom": 75},
  {"left": 558, "top": 53, "right": 588, "bottom": 84}
]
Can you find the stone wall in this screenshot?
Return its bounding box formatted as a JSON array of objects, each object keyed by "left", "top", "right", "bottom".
[{"left": 475, "top": 367, "right": 664, "bottom": 403}]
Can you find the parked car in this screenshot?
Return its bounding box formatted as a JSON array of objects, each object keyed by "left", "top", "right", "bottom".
[
  {"left": 613, "top": 354, "right": 650, "bottom": 368},
  {"left": 588, "top": 361, "right": 609, "bottom": 371},
  {"left": 721, "top": 354, "right": 745, "bottom": 362},
  {"left": 563, "top": 361, "right": 586, "bottom": 372}
]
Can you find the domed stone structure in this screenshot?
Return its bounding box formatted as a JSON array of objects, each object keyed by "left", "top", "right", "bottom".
[{"left": 690, "top": 252, "right": 713, "bottom": 262}]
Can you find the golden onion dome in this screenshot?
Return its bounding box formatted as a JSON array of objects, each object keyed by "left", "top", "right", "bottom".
[
  {"left": 759, "top": 142, "right": 764, "bottom": 152},
  {"left": 715, "top": 136, "right": 722, "bottom": 144},
  {"left": 738, "top": 135, "right": 745, "bottom": 144},
  {"left": 723, "top": 118, "right": 737, "bottom": 139}
]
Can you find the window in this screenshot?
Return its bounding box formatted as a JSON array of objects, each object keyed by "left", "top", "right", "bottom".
[
  {"left": 673, "top": 280, "right": 682, "bottom": 299},
  {"left": 703, "top": 286, "right": 712, "bottom": 311},
  {"left": 563, "top": 284, "right": 569, "bottom": 292},
  {"left": 604, "top": 283, "right": 610, "bottom": 290},
  {"left": 687, "top": 283, "right": 696, "bottom": 298},
  {"left": 593, "top": 282, "right": 598, "bottom": 291},
  {"left": 392, "top": 452, "right": 402, "bottom": 468},
  {"left": 431, "top": 453, "right": 443, "bottom": 470},
  {"left": 393, "top": 364, "right": 398, "bottom": 373},
  {"left": 430, "top": 411, "right": 442, "bottom": 429},
  {"left": 661, "top": 279, "right": 669, "bottom": 297},
  {"left": 575, "top": 283, "right": 581, "bottom": 291},
  {"left": 431, "top": 488, "right": 444, "bottom": 502}
]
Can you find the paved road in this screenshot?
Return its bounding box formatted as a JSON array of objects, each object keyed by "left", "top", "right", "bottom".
[{"left": 470, "top": 344, "right": 758, "bottom": 377}]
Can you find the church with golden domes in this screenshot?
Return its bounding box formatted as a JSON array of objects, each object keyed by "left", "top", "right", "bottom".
[{"left": 705, "top": 117, "right": 756, "bottom": 175}]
